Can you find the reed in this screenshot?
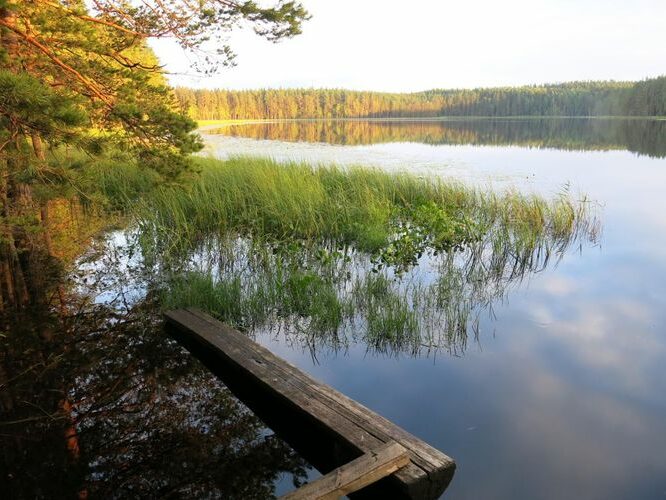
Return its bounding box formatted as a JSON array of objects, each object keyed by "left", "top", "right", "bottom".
[
  {"left": 137, "top": 156, "right": 597, "bottom": 262},
  {"left": 142, "top": 156, "right": 600, "bottom": 355}
]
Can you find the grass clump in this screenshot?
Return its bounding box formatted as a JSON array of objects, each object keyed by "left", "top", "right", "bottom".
[
  {"left": 353, "top": 273, "right": 420, "bottom": 352},
  {"left": 283, "top": 271, "right": 345, "bottom": 332},
  {"left": 137, "top": 156, "right": 596, "bottom": 267},
  {"left": 160, "top": 272, "right": 244, "bottom": 325},
  {"left": 143, "top": 156, "right": 599, "bottom": 355},
  {"left": 137, "top": 156, "right": 477, "bottom": 258},
  {"left": 366, "top": 296, "right": 419, "bottom": 352},
  {"left": 160, "top": 253, "right": 348, "bottom": 336}
]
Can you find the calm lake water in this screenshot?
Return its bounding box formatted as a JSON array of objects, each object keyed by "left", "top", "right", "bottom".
[{"left": 202, "top": 119, "right": 666, "bottom": 499}]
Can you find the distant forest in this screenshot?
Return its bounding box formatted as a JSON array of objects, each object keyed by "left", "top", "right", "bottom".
[{"left": 175, "top": 77, "right": 666, "bottom": 120}]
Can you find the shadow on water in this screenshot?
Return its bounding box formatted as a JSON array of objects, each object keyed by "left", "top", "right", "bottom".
[
  {"left": 209, "top": 118, "right": 666, "bottom": 158},
  {"left": 0, "top": 236, "right": 310, "bottom": 498}
]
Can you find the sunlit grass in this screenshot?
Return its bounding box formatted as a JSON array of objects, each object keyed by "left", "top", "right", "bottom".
[
  {"left": 45, "top": 148, "right": 161, "bottom": 212},
  {"left": 137, "top": 156, "right": 597, "bottom": 260},
  {"left": 140, "top": 156, "right": 600, "bottom": 355}
]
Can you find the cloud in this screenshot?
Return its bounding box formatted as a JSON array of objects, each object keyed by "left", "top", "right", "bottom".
[{"left": 151, "top": 0, "right": 666, "bottom": 92}]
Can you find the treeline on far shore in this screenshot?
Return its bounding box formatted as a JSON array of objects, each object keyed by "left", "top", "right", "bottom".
[{"left": 174, "top": 77, "right": 666, "bottom": 120}]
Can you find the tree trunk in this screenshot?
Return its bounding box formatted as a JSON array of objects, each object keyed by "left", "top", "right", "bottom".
[
  {"left": 1, "top": 6, "right": 28, "bottom": 309},
  {"left": 31, "top": 132, "right": 46, "bottom": 162},
  {"left": 1, "top": 10, "right": 62, "bottom": 311},
  {"left": 40, "top": 204, "right": 67, "bottom": 314},
  {"left": 1, "top": 139, "right": 50, "bottom": 310},
  {"left": 0, "top": 168, "right": 30, "bottom": 309}
]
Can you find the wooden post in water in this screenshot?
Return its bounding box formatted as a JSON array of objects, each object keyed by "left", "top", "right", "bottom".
[{"left": 164, "top": 308, "right": 456, "bottom": 499}]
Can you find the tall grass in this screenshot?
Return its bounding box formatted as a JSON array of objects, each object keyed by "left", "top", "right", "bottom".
[
  {"left": 139, "top": 156, "right": 600, "bottom": 355},
  {"left": 43, "top": 148, "right": 161, "bottom": 212},
  {"left": 137, "top": 156, "right": 597, "bottom": 261}
]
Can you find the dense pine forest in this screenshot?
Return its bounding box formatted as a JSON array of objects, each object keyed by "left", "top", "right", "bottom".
[{"left": 175, "top": 77, "right": 666, "bottom": 120}]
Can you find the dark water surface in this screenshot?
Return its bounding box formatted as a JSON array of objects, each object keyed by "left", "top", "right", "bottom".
[
  {"left": 0, "top": 245, "right": 314, "bottom": 498},
  {"left": 202, "top": 118, "right": 666, "bottom": 499}
]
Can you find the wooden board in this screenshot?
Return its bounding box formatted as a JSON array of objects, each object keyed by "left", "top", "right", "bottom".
[
  {"left": 164, "top": 308, "right": 456, "bottom": 499},
  {"left": 280, "top": 441, "right": 410, "bottom": 499}
]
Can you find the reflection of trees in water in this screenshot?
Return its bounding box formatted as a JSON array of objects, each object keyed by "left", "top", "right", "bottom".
[
  {"left": 212, "top": 118, "right": 666, "bottom": 158},
  {"left": 0, "top": 297, "right": 308, "bottom": 498},
  {"left": 0, "top": 173, "right": 601, "bottom": 494},
  {"left": 1, "top": 197, "right": 106, "bottom": 313}
]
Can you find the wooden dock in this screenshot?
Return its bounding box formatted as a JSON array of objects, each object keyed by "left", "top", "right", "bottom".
[{"left": 165, "top": 308, "right": 456, "bottom": 498}]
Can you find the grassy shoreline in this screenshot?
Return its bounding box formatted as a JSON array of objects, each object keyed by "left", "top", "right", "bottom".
[{"left": 138, "top": 156, "right": 594, "bottom": 258}]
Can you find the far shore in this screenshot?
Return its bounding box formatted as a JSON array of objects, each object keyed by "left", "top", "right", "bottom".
[{"left": 197, "top": 115, "right": 666, "bottom": 131}]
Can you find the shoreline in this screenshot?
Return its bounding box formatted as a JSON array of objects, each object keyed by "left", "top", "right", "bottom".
[{"left": 197, "top": 115, "right": 666, "bottom": 130}]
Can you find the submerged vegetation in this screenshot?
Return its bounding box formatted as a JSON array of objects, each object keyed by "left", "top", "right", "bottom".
[{"left": 139, "top": 156, "right": 599, "bottom": 356}]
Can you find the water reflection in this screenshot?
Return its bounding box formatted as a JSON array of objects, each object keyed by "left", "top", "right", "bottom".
[
  {"left": 2, "top": 116, "right": 665, "bottom": 499},
  {"left": 0, "top": 272, "right": 309, "bottom": 498},
  {"left": 258, "top": 256, "right": 666, "bottom": 499},
  {"left": 209, "top": 118, "right": 666, "bottom": 158},
  {"left": 204, "top": 117, "right": 666, "bottom": 499}
]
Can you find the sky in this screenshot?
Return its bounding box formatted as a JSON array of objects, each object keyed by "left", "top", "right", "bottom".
[{"left": 150, "top": 0, "right": 666, "bottom": 92}]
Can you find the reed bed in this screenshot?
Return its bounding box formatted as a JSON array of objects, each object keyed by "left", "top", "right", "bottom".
[
  {"left": 137, "top": 156, "right": 596, "bottom": 259},
  {"left": 136, "top": 156, "right": 600, "bottom": 355}
]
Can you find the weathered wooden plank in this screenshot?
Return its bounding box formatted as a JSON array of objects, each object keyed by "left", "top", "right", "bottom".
[
  {"left": 167, "top": 308, "right": 453, "bottom": 496},
  {"left": 183, "top": 308, "right": 453, "bottom": 480},
  {"left": 186, "top": 309, "right": 450, "bottom": 475},
  {"left": 279, "top": 441, "right": 411, "bottom": 500},
  {"left": 164, "top": 308, "right": 456, "bottom": 499}
]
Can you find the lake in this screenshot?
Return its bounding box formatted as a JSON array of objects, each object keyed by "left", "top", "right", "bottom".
[
  {"left": 200, "top": 118, "right": 666, "bottom": 499},
  {"left": 3, "top": 117, "right": 664, "bottom": 499}
]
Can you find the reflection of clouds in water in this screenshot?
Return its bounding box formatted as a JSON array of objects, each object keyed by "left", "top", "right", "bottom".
[
  {"left": 430, "top": 262, "right": 666, "bottom": 498},
  {"left": 477, "top": 359, "right": 666, "bottom": 500},
  {"left": 531, "top": 274, "right": 580, "bottom": 297},
  {"left": 549, "top": 304, "right": 662, "bottom": 396},
  {"left": 256, "top": 264, "right": 666, "bottom": 499},
  {"left": 444, "top": 295, "right": 666, "bottom": 498},
  {"left": 199, "top": 125, "right": 666, "bottom": 498},
  {"left": 522, "top": 270, "right": 665, "bottom": 396}
]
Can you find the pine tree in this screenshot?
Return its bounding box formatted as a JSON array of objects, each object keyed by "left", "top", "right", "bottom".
[{"left": 0, "top": 0, "right": 310, "bottom": 309}]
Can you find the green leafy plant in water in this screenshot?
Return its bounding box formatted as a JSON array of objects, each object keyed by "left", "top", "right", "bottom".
[
  {"left": 373, "top": 201, "right": 482, "bottom": 273},
  {"left": 411, "top": 201, "right": 482, "bottom": 251}
]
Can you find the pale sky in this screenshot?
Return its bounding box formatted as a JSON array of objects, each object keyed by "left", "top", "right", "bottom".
[{"left": 150, "top": 0, "right": 666, "bottom": 92}]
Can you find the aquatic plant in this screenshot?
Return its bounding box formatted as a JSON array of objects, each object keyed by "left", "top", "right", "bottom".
[
  {"left": 143, "top": 156, "right": 600, "bottom": 355},
  {"left": 137, "top": 156, "right": 596, "bottom": 260}
]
